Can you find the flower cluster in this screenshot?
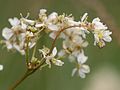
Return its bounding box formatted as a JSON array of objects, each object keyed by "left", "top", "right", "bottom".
[
  {"left": 2, "top": 17, "right": 38, "bottom": 55},
  {"left": 1, "top": 9, "right": 112, "bottom": 78}
]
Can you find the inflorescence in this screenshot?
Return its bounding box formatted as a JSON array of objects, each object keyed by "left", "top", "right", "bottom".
[{"left": 0, "top": 9, "right": 112, "bottom": 78}]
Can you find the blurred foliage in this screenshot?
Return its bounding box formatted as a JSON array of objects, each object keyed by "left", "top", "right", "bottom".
[{"left": 0, "top": 0, "right": 120, "bottom": 90}]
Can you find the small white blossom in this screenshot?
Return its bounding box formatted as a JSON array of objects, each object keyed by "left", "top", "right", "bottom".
[
  {"left": 2, "top": 17, "right": 37, "bottom": 55},
  {"left": 72, "top": 50, "right": 90, "bottom": 78},
  {"left": 93, "top": 29, "right": 112, "bottom": 47},
  {"left": 62, "top": 35, "right": 88, "bottom": 58},
  {"left": 39, "top": 47, "right": 64, "bottom": 68},
  {"left": 39, "top": 9, "right": 47, "bottom": 22}
]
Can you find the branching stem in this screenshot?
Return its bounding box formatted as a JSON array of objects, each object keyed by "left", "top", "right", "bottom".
[{"left": 8, "top": 25, "right": 81, "bottom": 90}]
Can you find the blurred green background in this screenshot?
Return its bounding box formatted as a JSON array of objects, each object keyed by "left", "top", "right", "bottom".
[{"left": 0, "top": 0, "right": 120, "bottom": 90}]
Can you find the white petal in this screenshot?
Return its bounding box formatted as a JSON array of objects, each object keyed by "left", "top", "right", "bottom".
[
  {"left": 78, "top": 70, "right": 86, "bottom": 78},
  {"left": 103, "top": 31, "right": 112, "bottom": 36},
  {"left": 81, "top": 13, "right": 88, "bottom": 22},
  {"left": 72, "top": 68, "right": 77, "bottom": 76},
  {"left": 52, "top": 47, "right": 57, "bottom": 57},
  {"left": 81, "top": 65, "right": 90, "bottom": 73},
  {"left": 40, "top": 9, "right": 47, "bottom": 14},
  {"left": 49, "top": 32, "right": 57, "bottom": 39},
  {"left": 77, "top": 50, "right": 88, "bottom": 64},
  {"left": 103, "top": 36, "right": 112, "bottom": 42},
  {"left": 23, "top": 18, "right": 35, "bottom": 25},
  {"left": 29, "top": 42, "right": 36, "bottom": 48},
  {"left": 13, "top": 44, "right": 25, "bottom": 55},
  {"left": 94, "top": 34, "right": 99, "bottom": 43},
  {"left": 8, "top": 17, "right": 20, "bottom": 26},
  {"left": 52, "top": 59, "right": 64, "bottom": 66},
  {"left": 5, "top": 41, "right": 13, "bottom": 49},
  {"left": 0, "top": 65, "right": 3, "bottom": 71},
  {"left": 92, "top": 17, "right": 100, "bottom": 23},
  {"left": 2, "top": 28, "right": 13, "bottom": 40},
  {"left": 48, "top": 24, "right": 59, "bottom": 31},
  {"left": 48, "top": 12, "right": 58, "bottom": 20},
  {"left": 21, "top": 22, "right": 27, "bottom": 29},
  {"left": 92, "top": 18, "right": 108, "bottom": 30}
]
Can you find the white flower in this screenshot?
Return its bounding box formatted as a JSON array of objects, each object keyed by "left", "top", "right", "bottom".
[
  {"left": 2, "top": 17, "right": 38, "bottom": 55},
  {"left": 39, "top": 9, "right": 47, "bottom": 22},
  {"left": 93, "top": 29, "right": 112, "bottom": 47},
  {"left": 46, "top": 12, "right": 60, "bottom": 31},
  {"left": 39, "top": 47, "right": 64, "bottom": 68},
  {"left": 62, "top": 35, "right": 88, "bottom": 58},
  {"left": 72, "top": 50, "right": 90, "bottom": 78},
  {"left": 92, "top": 18, "right": 108, "bottom": 30},
  {"left": 0, "top": 65, "right": 3, "bottom": 71},
  {"left": 46, "top": 47, "right": 64, "bottom": 68}
]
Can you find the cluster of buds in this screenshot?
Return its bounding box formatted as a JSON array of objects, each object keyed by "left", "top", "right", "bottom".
[{"left": 0, "top": 9, "right": 112, "bottom": 78}]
